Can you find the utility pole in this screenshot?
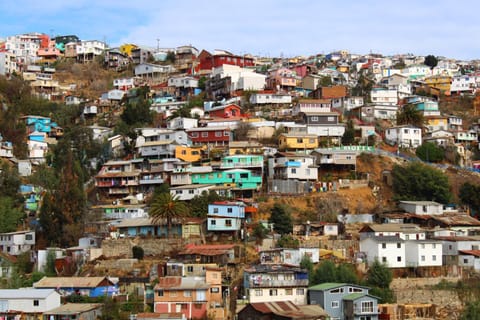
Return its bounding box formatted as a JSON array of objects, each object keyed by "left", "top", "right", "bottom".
[{"left": 156, "top": 38, "right": 160, "bottom": 51}]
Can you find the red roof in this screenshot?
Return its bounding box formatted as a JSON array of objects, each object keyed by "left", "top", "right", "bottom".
[{"left": 459, "top": 250, "right": 480, "bottom": 257}]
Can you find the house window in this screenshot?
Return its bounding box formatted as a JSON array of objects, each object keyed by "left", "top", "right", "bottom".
[
  {"left": 296, "top": 288, "right": 305, "bottom": 295},
  {"left": 157, "top": 290, "right": 164, "bottom": 297},
  {"left": 297, "top": 138, "right": 303, "bottom": 143},
  {"left": 397, "top": 256, "right": 402, "bottom": 262},
  {"left": 382, "top": 243, "right": 386, "bottom": 249},
  {"left": 188, "top": 190, "right": 194, "bottom": 194},
  {"left": 187, "top": 266, "right": 194, "bottom": 272},
  {"left": 421, "top": 244, "right": 425, "bottom": 249},
  {"left": 184, "top": 290, "right": 192, "bottom": 297},
  {"left": 285, "top": 288, "right": 293, "bottom": 295},
  {"left": 291, "top": 168, "right": 297, "bottom": 174},
  {"left": 330, "top": 288, "right": 344, "bottom": 294},
  {"left": 227, "top": 208, "right": 233, "bottom": 213},
  {"left": 361, "top": 301, "right": 374, "bottom": 313},
  {"left": 309, "top": 138, "right": 315, "bottom": 143},
  {"left": 215, "top": 131, "right": 222, "bottom": 137},
  {"left": 224, "top": 131, "right": 230, "bottom": 136},
  {"left": 255, "top": 289, "right": 263, "bottom": 296},
  {"left": 382, "top": 257, "right": 387, "bottom": 263},
  {"left": 191, "top": 132, "right": 199, "bottom": 138},
  {"left": 432, "top": 255, "right": 437, "bottom": 261},
  {"left": 33, "top": 300, "right": 39, "bottom": 306},
  {"left": 25, "top": 234, "right": 33, "bottom": 241},
  {"left": 432, "top": 244, "right": 436, "bottom": 249},
  {"left": 331, "top": 300, "right": 340, "bottom": 308},
  {"left": 213, "top": 208, "right": 219, "bottom": 213},
  {"left": 464, "top": 258, "right": 468, "bottom": 264},
  {"left": 210, "top": 220, "right": 216, "bottom": 225},
  {"left": 225, "top": 220, "right": 232, "bottom": 227},
  {"left": 311, "top": 116, "right": 318, "bottom": 121},
  {"left": 421, "top": 255, "right": 425, "bottom": 261},
  {"left": 328, "top": 116, "right": 334, "bottom": 122},
  {"left": 397, "top": 243, "right": 401, "bottom": 248},
  {"left": 201, "top": 132, "right": 208, "bottom": 137},
  {"left": 170, "top": 290, "right": 177, "bottom": 297},
  {"left": 211, "top": 287, "right": 220, "bottom": 293},
  {"left": 269, "top": 289, "right": 278, "bottom": 296}
]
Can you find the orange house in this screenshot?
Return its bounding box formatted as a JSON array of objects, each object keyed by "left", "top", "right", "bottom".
[
  {"left": 175, "top": 145, "right": 206, "bottom": 162},
  {"left": 154, "top": 268, "right": 225, "bottom": 319}
]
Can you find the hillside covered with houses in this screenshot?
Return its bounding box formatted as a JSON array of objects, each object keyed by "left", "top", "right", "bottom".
[{"left": 1, "top": 32, "right": 480, "bottom": 319}]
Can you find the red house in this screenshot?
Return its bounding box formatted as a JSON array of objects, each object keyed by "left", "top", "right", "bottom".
[
  {"left": 207, "top": 104, "right": 246, "bottom": 118},
  {"left": 196, "top": 49, "right": 254, "bottom": 72},
  {"left": 186, "top": 127, "right": 231, "bottom": 146}
]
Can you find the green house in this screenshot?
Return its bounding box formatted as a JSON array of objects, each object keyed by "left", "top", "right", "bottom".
[
  {"left": 191, "top": 169, "right": 262, "bottom": 190},
  {"left": 220, "top": 155, "right": 264, "bottom": 169}
]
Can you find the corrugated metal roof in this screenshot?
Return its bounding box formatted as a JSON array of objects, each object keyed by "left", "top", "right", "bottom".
[
  {"left": 44, "top": 303, "right": 103, "bottom": 315},
  {"left": 34, "top": 276, "right": 112, "bottom": 288},
  {"left": 0, "top": 288, "right": 58, "bottom": 299}
]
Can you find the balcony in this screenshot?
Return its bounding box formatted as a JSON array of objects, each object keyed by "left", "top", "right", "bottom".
[
  {"left": 109, "top": 188, "right": 129, "bottom": 195},
  {"left": 247, "top": 279, "right": 308, "bottom": 288},
  {"left": 139, "top": 177, "right": 164, "bottom": 185},
  {"left": 220, "top": 161, "right": 263, "bottom": 169},
  {"left": 284, "top": 161, "right": 301, "bottom": 167}
]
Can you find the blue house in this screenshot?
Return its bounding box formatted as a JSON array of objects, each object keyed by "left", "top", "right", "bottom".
[
  {"left": 22, "top": 115, "right": 58, "bottom": 134},
  {"left": 191, "top": 169, "right": 262, "bottom": 190},
  {"left": 207, "top": 201, "right": 246, "bottom": 234},
  {"left": 308, "top": 283, "right": 379, "bottom": 320}
]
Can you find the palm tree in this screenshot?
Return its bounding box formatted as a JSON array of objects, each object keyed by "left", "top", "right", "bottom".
[{"left": 149, "top": 193, "right": 189, "bottom": 238}]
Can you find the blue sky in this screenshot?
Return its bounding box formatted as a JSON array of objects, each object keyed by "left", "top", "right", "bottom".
[{"left": 1, "top": 0, "right": 480, "bottom": 60}]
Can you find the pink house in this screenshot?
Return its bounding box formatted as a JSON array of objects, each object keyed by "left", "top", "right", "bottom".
[{"left": 266, "top": 68, "right": 297, "bottom": 92}]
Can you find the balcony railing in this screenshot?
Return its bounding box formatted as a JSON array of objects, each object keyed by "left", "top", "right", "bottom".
[
  {"left": 247, "top": 279, "right": 308, "bottom": 288},
  {"left": 220, "top": 161, "right": 263, "bottom": 169}
]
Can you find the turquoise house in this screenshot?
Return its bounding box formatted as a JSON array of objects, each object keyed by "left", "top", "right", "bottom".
[
  {"left": 220, "top": 155, "right": 264, "bottom": 169},
  {"left": 191, "top": 169, "right": 262, "bottom": 191}
]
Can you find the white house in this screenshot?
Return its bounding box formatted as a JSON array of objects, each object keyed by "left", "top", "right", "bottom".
[
  {"left": 76, "top": 40, "right": 106, "bottom": 58},
  {"left": 259, "top": 247, "right": 320, "bottom": 266},
  {"left": 399, "top": 201, "right": 444, "bottom": 215},
  {"left": 0, "top": 230, "right": 35, "bottom": 256},
  {"left": 168, "top": 76, "right": 198, "bottom": 89},
  {"left": 372, "top": 104, "right": 398, "bottom": 120},
  {"left": 344, "top": 96, "right": 364, "bottom": 111},
  {"left": 450, "top": 75, "right": 476, "bottom": 94},
  {"left": 268, "top": 154, "right": 318, "bottom": 181},
  {"left": 370, "top": 88, "right": 398, "bottom": 105},
  {"left": 83, "top": 105, "right": 98, "bottom": 116},
  {"left": 170, "top": 184, "right": 215, "bottom": 201},
  {"left": 385, "top": 125, "right": 422, "bottom": 148},
  {"left": 0, "top": 141, "right": 13, "bottom": 158},
  {"left": 249, "top": 92, "right": 292, "bottom": 105},
  {"left": 113, "top": 77, "right": 136, "bottom": 91},
  {"left": 359, "top": 224, "right": 442, "bottom": 268},
  {"left": 167, "top": 117, "right": 198, "bottom": 130},
  {"left": 106, "top": 89, "right": 125, "bottom": 101},
  {"left": 0, "top": 288, "right": 61, "bottom": 315},
  {"left": 433, "top": 235, "right": 480, "bottom": 268},
  {"left": 423, "top": 130, "right": 454, "bottom": 147}
]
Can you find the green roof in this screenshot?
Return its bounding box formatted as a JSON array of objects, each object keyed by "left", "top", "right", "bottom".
[
  {"left": 343, "top": 292, "right": 368, "bottom": 301},
  {"left": 308, "top": 282, "right": 346, "bottom": 291}
]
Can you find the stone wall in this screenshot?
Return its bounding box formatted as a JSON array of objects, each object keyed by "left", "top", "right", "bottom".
[{"left": 101, "top": 237, "right": 201, "bottom": 258}]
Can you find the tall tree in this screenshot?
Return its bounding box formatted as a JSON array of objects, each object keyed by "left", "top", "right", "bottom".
[
  {"left": 396, "top": 104, "right": 424, "bottom": 127},
  {"left": 149, "top": 193, "right": 189, "bottom": 238},
  {"left": 341, "top": 119, "right": 355, "bottom": 145},
  {"left": 366, "top": 259, "right": 395, "bottom": 303},
  {"left": 268, "top": 203, "right": 293, "bottom": 235},
  {"left": 0, "top": 196, "right": 24, "bottom": 233},
  {"left": 424, "top": 55, "right": 438, "bottom": 69},
  {"left": 392, "top": 162, "right": 451, "bottom": 204}
]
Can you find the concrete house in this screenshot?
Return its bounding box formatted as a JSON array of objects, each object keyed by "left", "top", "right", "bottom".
[
  {"left": 268, "top": 152, "right": 318, "bottom": 181},
  {"left": 0, "top": 230, "right": 35, "bottom": 256},
  {"left": 207, "top": 201, "right": 246, "bottom": 235},
  {"left": 43, "top": 303, "right": 103, "bottom": 320},
  {"left": 385, "top": 125, "right": 422, "bottom": 148}
]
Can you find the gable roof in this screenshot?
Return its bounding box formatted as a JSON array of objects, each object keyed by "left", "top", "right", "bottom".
[
  {"left": 0, "top": 288, "right": 58, "bottom": 299},
  {"left": 44, "top": 303, "right": 103, "bottom": 315},
  {"left": 308, "top": 282, "right": 347, "bottom": 291},
  {"left": 34, "top": 276, "right": 114, "bottom": 288},
  {"left": 248, "top": 301, "right": 328, "bottom": 319}
]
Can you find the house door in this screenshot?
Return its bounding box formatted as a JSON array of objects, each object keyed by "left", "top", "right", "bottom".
[{"left": 197, "top": 289, "right": 206, "bottom": 301}]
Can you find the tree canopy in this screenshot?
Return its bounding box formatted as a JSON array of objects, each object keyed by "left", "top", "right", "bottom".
[
  {"left": 424, "top": 55, "right": 438, "bottom": 69},
  {"left": 268, "top": 203, "right": 293, "bottom": 235},
  {"left": 460, "top": 182, "right": 480, "bottom": 216},
  {"left": 396, "top": 104, "right": 424, "bottom": 127},
  {"left": 392, "top": 162, "right": 451, "bottom": 204},
  {"left": 415, "top": 142, "right": 445, "bottom": 163},
  {"left": 149, "top": 193, "right": 190, "bottom": 237},
  {"left": 341, "top": 119, "right": 355, "bottom": 145}
]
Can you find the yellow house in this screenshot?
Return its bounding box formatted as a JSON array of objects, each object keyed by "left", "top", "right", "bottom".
[
  {"left": 228, "top": 141, "right": 264, "bottom": 155},
  {"left": 278, "top": 133, "right": 318, "bottom": 151},
  {"left": 425, "top": 115, "right": 449, "bottom": 131},
  {"left": 182, "top": 217, "right": 203, "bottom": 239},
  {"left": 175, "top": 145, "right": 206, "bottom": 162},
  {"left": 424, "top": 75, "right": 451, "bottom": 94},
  {"left": 120, "top": 43, "right": 138, "bottom": 57}
]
